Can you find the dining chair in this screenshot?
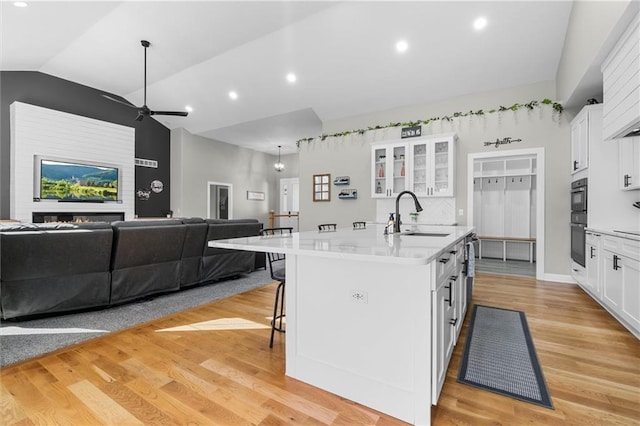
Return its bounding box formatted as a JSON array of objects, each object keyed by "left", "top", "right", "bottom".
[
  {"left": 260, "top": 227, "right": 293, "bottom": 347},
  {"left": 353, "top": 221, "right": 366, "bottom": 230},
  {"left": 318, "top": 223, "right": 337, "bottom": 231}
]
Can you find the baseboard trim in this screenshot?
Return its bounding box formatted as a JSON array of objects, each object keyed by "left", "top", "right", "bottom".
[{"left": 541, "top": 273, "right": 577, "bottom": 284}]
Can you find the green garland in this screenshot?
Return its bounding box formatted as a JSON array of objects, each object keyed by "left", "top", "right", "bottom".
[{"left": 296, "top": 98, "right": 563, "bottom": 147}]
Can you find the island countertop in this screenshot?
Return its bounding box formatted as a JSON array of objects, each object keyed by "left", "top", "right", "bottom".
[{"left": 209, "top": 224, "right": 475, "bottom": 265}]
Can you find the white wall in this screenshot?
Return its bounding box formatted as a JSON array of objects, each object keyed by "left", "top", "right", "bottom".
[
  {"left": 556, "top": 0, "right": 634, "bottom": 107},
  {"left": 299, "top": 81, "right": 572, "bottom": 276},
  {"left": 9, "top": 102, "right": 135, "bottom": 222},
  {"left": 170, "top": 128, "right": 281, "bottom": 225}
]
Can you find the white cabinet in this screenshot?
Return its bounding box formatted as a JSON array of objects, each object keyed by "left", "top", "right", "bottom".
[
  {"left": 410, "top": 135, "right": 455, "bottom": 197},
  {"left": 571, "top": 108, "right": 590, "bottom": 174},
  {"left": 619, "top": 137, "right": 640, "bottom": 190},
  {"left": 601, "top": 11, "right": 640, "bottom": 141},
  {"left": 601, "top": 235, "right": 640, "bottom": 335},
  {"left": 570, "top": 104, "right": 602, "bottom": 175},
  {"left": 371, "top": 133, "right": 456, "bottom": 198},
  {"left": 371, "top": 142, "right": 408, "bottom": 198},
  {"left": 431, "top": 237, "right": 467, "bottom": 404},
  {"left": 584, "top": 231, "right": 601, "bottom": 297}
]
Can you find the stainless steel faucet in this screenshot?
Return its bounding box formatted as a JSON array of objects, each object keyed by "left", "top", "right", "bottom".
[{"left": 395, "top": 191, "right": 423, "bottom": 233}]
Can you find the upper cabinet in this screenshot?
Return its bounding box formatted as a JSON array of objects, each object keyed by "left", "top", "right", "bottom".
[
  {"left": 619, "top": 137, "right": 640, "bottom": 190},
  {"left": 410, "top": 135, "right": 455, "bottom": 197},
  {"left": 570, "top": 104, "right": 602, "bottom": 175},
  {"left": 371, "top": 142, "right": 409, "bottom": 198},
  {"left": 370, "top": 133, "right": 456, "bottom": 199},
  {"left": 601, "top": 11, "right": 640, "bottom": 141}
]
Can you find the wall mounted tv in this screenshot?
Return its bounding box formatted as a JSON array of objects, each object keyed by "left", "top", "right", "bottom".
[{"left": 35, "top": 157, "right": 121, "bottom": 202}]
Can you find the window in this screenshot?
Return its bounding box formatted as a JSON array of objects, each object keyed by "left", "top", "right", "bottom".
[{"left": 313, "top": 174, "right": 330, "bottom": 201}]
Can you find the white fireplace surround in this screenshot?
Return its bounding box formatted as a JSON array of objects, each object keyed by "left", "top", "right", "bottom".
[{"left": 10, "top": 102, "right": 135, "bottom": 222}]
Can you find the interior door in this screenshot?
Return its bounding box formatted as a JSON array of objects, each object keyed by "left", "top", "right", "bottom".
[{"left": 279, "top": 178, "right": 299, "bottom": 231}]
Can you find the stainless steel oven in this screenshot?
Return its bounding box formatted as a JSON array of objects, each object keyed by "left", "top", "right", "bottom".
[
  {"left": 570, "top": 178, "right": 587, "bottom": 267},
  {"left": 571, "top": 178, "right": 588, "bottom": 213}
]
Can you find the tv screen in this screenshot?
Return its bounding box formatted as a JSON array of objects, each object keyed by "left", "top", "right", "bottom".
[{"left": 39, "top": 159, "right": 119, "bottom": 201}]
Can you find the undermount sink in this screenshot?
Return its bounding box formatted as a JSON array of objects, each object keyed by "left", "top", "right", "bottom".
[{"left": 402, "top": 231, "right": 450, "bottom": 237}]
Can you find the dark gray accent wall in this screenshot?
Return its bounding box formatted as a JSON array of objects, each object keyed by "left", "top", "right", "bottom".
[{"left": 0, "top": 71, "right": 171, "bottom": 219}]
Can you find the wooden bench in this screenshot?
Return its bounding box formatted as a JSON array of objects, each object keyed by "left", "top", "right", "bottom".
[{"left": 477, "top": 236, "right": 536, "bottom": 263}]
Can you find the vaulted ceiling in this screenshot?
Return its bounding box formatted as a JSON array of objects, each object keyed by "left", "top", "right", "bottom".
[{"left": 1, "top": 1, "right": 574, "bottom": 155}]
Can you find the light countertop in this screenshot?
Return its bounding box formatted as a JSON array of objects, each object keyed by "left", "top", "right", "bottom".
[
  {"left": 586, "top": 228, "right": 640, "bottom": 242},
  {"left": 209, "top": 225, "right": 475, "bottom": 265}
]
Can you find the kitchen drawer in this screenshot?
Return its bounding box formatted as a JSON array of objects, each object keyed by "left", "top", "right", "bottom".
[
  {"left": 435, "top": 250, "right": 456, "bottom": 286},
  {"left": 602, "top": 235, "right": 640, "bottom": 261}
]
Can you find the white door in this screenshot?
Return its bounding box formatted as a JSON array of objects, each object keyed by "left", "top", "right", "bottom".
[{"left": 279, "top": 178, "right": 299, "bottom": 230}]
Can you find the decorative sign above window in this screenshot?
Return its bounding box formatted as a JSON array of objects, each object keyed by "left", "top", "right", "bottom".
[
  {"left": 484, "top": 137, "right": 523, "bottom": 148},
  {"left": 313, "top": 173, "right": 331, "bottom": 202},
  {"left": 401, "top": 125, "right": 422, "bottom": 139}
]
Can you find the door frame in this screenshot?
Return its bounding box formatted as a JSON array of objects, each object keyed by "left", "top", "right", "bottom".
[
  {"left": 466, "top": 148, "right": 545, "bottom": 280},
  {"left": 207, "top": 181, "right": 233, "bottom": 220}
]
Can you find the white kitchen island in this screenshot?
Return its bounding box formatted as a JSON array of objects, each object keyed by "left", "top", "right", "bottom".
[{"left": 209, "top": 224, "right": 474, "bottom": 426}]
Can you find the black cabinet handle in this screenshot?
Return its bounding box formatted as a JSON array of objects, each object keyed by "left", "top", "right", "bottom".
[
  {"left": 439, "top": 257, "right": 450, "bottom": 264},
  {"left": 590, "top": 247, "right": 595, "bottom": 259},
  {"left": 445, "top": 284, "right": 452, "bottom": 307},
  {"left": 449, "top": 318, "right": 458, "bottom": 326},
  {"left": 573, "top": 160, "right": 579, "bottom": 171},
  {"left": 613, "top": 255, "right": 621, "bottom": 271},
  {"left": 449, "top": 249, "right": 457, "bottom": 254},
  {"left": 449, "top": 275, "right": 458, "bottom": 281},
  {"left": 624, "top": 174, "right": 631, "bottom": 188}
]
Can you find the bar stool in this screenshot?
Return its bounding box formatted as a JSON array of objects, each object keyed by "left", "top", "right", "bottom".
[
  {"left": 353, "top": 221, "right": 366, "bottom": 229},
  {"left": 318, "top": 223, "right": 337, "bottom": 231},
  {"left": 261, "top": 227, "right": 292, "bottom": 348}
]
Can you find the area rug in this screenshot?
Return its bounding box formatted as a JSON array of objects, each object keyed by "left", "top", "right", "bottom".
[
  {"left": 0, "top": 269, "right": 272, "bottom": 367},
  {"left": 457, "top": 304, "right": 553, "bottom": 409}
]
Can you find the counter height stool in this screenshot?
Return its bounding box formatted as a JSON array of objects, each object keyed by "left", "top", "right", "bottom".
[
  {"left": 318, "top": 223, "right": 337, "bottom": 231},
  {"left": 353, "top": 221, "right": 366, "bottom": 230},
  {"left": 261, "top": 227, "right": 293, "bottom": 348}
]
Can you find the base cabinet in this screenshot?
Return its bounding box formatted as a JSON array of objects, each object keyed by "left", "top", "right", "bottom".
[
  {"left": 588, "top": 231, "right": 640, "bottom": 338},
  {"left": 432, "top": 238, "right": 467, "bottom": 404},
  {"left": 584, "top": 231, "right": 601, "bottom": 297}
]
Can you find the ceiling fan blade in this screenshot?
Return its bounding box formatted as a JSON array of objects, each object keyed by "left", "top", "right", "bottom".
[
  {"left": 149, "top": 110, "right": 189, "bottom": 117},
  {"left": 102, "top": 94, "right": 137, "bottom": 108}
]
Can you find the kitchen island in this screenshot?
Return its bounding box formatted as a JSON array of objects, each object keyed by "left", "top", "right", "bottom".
[{"left": 209, "top": 224, "right": 474, "bottom": 426}]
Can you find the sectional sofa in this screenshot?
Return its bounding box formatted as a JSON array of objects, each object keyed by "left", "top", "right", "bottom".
[{"left": 0, "top": 218, "right": 263, "bottom": 320}]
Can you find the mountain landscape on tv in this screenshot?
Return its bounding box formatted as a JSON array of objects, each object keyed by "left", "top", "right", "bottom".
[{"left": 40, "top": 160, "right": 118, "bottom": 201}]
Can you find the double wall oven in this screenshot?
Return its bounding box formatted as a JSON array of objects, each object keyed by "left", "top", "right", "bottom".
[{"left": 570, "top": 178, "right": 588, "bottom": 267}]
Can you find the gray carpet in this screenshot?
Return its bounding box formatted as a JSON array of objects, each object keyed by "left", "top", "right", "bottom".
[
  {"left": 0, "top": 269, "right": 272, "bottom": 367},
  {"left": 457, "top": 304, "right": 553, "bottom": 409}
]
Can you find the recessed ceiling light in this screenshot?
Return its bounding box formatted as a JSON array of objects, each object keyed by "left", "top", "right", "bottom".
[
  {"left": 228, "top": 91, "right": 238, "bottom": 100},
  {"left": 185, "top": 105, "right": 193, "bottom": 113},
  {"left": 14, "top": 1, "right": 28, "bottom": 7},
  {"left": 395, "top": 40, "right": 409, "bottom": 53},
  {"left": 286, "top": 73, "right": 297, "bottom": 83},
  {"left": 473, "top": 17, "right": 488, "bottom": 30}
]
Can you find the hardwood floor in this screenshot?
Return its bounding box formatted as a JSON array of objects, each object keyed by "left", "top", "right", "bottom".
[{"left": 1, "top": 273, "right": 639, "bottom": 425}]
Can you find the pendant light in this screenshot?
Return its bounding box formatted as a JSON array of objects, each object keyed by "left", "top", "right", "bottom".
[{"left": 274, "top": 145, "right": 284, "bottom": 172}]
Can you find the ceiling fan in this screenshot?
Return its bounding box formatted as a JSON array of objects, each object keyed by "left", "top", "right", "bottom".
[{"left": 103, "top": 40, "right": 188, "bottom": 122}]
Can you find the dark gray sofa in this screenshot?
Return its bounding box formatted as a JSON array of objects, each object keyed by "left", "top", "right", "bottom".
[
  {"left": 109, "top": 220, "right": 187, "bottom": 305},
  {"left": 0, "top": 222, "right": 113, "bottom": 319},
  {"left": 0, "top": 218, "right": 263, "bottom": 320},
  {"left": 202, "top": 219, "right": 263, "bottom": 283}
]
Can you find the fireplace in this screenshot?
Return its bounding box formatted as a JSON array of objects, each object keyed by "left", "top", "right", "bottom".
[{"left": 32, "top": 212, "right": 125, "bottom": 224}]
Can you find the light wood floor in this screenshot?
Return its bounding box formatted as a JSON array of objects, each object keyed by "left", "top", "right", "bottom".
[{"left": 1, "top": 273, "right": 639, "bottom": 425}]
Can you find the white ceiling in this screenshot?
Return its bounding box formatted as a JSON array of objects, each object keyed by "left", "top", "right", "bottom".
[{"left": 1, "top": 1, "right": 574, "bottom": 155}]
